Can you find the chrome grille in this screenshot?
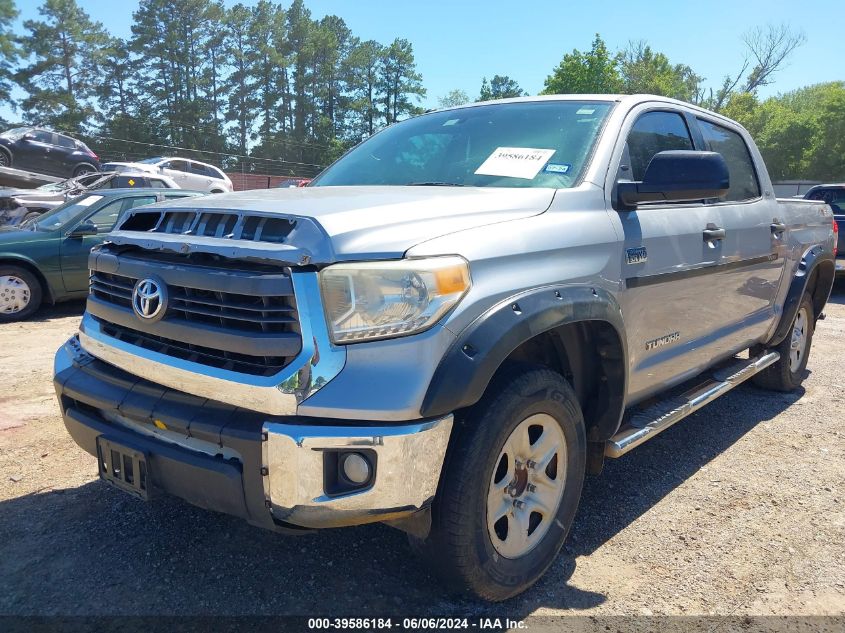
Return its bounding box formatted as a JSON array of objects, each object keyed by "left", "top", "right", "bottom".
[{"left": 88, "top": 267, "right": 301, "bottom": 377}]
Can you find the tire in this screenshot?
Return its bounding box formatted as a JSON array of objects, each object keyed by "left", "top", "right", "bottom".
[
  {"left": 753, "top": 293, "right": 815, "bottom": 392},
  {"left": 73, "top": 163, "right": 97, "bottom": 178},
  {"left": 416, "top": 363, "right": 586, "bottom": 601},
  {"left": 0, "top": 265, "right": 43, "bottom": 322},
  {"left": 22, "top": 211, "right": 41, "bottom": 224},
  {"left": 0, "top": 148, "right": 11, "bottom": 168}
]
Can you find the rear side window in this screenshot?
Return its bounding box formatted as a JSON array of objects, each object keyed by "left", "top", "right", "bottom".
[
  {"left": 625, "top": 111, "right": 693, "bottom": 180},
  {"left": 56, "top": 135, "right": 77, "bottom": 149},
  {"left": 148, "top": 178, "right": 171, "bottom": 187},
  {"left": 189, "top": 162, "right": 212, "bottom": 176},
  {"left": 697, "top": 119, "right": 760, "bottom": 201}
]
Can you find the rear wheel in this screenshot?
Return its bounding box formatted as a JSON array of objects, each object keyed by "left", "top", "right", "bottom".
[
  {"left": 0, "top": 266, "right": 42, "bottom": 322},
  {"left": 0, "top": 148, "right": 11, "bottom": 168},
  {"left": 73, "top": 163, "right": 97, "bottom": 178},
  {"left": 753, "top": 293, "right": 815, "bottom": 392},
  {"left": 416, "top": 364, "right": 586, "bottom": 601}
]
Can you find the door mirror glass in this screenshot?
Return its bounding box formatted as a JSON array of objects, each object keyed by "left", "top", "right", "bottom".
[
  {"left": 67, "top": 221, "right": 98, "bottom": 238},
  {"left": 617, "top": 150, "right": 730, "bottom": 210}
]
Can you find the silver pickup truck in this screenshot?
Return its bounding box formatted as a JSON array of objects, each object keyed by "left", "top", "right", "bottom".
[{"left": 53, "top": 95, "right": 837, "bottom": 601}]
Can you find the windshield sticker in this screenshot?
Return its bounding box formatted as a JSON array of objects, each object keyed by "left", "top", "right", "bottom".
[
  {"left": 442, "top": 118, "right": 460, "bottom": 126},
  {"left": 474, "top": 147, "right": 556, "bottom": 179},
  {"left": 576, "top": 107, "right": 596, "bottom": 115},
  {"left": 544, "top": 163, "right": 571, "bottom": 174},
  {"left": 77, "top": 195, "right": 104, "bottom": 207}
]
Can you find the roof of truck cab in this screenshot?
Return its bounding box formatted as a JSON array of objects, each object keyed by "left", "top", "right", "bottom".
[{"left": 434, "top": 93, "right": 739, "bottom": 125}]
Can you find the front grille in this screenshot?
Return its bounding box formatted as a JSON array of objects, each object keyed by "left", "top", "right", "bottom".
[
  {"left": 88, "top": 267, "right": 301, "bottom": 377},
  {"left": 118, "top": 209, "right": 296, "bottom": 244},
  {"left": 90, "top": 271, "right": 296, "bottom": 334},
  {"left": 99, "top": 321, "right": 289, "bottom": 375}
]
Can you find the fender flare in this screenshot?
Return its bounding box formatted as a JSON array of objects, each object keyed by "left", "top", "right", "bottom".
[
  {"left": 420, "top": 284, "right": 628, "bottom": 431},
  {"left": 767, "top": 245, "right": 835, "bottom": 347}
]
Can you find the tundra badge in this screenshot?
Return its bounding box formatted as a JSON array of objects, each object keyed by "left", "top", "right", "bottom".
[{"left": 626, "top": 247, "right": 648, "bottom": 264}]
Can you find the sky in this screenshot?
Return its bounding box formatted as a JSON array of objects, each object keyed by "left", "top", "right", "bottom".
[{"left": 9, "top": 0, "right": 844, "bottom": 112}]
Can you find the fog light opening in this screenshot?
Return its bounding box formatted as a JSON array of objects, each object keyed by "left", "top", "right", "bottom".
[{"left": 341, "top": 452, "right": 371, "bottom": 485}]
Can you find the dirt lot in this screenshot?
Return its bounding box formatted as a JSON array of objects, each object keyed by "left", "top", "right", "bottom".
[{"left": 1, "top": 285, "right": 844, "bottom": 621}]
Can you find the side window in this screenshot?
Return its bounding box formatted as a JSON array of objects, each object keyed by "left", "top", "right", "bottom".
[
  {"left": 56, "top": 135, "right": 77, "bottom": 149},
  {"left": 162, "top": 160, "right": 188, "bottom": 172},
  {"left": 86, "top": 196, "right": 157, "bottom": 232},
  {"left": 31, "top": 130, "right": 54, "bottom": 144},
  {"left": 624, "top": 111, "right": 694, "bottom": 181},
  {"left": 114, "top": 176, "right": 149, "bottom": 187},
  {"left": 697, "top": 118, "right": 760, "bottom": 201},
  {"left": 148, "top": 178, "right": 170, "bottom": 187},
  {"left": 188, "top": 162, "right": 211, "bottom": 176}
]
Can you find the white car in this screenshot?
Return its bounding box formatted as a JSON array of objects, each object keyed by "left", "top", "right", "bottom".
[{"left": 102, "top": 157, "right": 233, "bottom": 193}]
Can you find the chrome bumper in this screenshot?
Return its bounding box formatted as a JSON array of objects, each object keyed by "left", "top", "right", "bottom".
[
  {"left": 77, "top": 272, "right": 345, "bottom": 416},
  {"left": 262, "top": 416, "right": 453, "bottom": 528}
]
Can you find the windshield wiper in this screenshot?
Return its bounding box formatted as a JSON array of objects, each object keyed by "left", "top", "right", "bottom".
[{"left": 406, "top": 181, "right": 465, "bottom": 187}]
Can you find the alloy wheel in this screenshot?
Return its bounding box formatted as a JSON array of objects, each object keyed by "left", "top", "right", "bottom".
[{"left": 486, "top": 413, "right": 567, "bottom": 559}]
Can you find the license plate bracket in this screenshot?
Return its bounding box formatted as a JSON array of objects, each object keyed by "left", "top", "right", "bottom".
[{"left": 96, "top": 436, "right": 152, "bottom": 500}]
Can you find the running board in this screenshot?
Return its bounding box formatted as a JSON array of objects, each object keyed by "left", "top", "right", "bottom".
[{"left": 605, "top": 351, "right": 780, "bottom": 458}]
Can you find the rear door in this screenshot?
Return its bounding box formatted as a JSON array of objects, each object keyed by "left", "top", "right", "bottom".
[
  {"left": 608, "top": 106, "right": 734, "bottom": 402},
  {"left": 159, "top": 160, "right": 191, "bottom": 187},
  {"left": 54, "top": 134, "right": 79, "bottom": 176},
  {"left": 694, "top": 116, "right": 786, "bottom": 343},
  {"left": 60, "top": 194, "right": 160, "bottom": 292}
]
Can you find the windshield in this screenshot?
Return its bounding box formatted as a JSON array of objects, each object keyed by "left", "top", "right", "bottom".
[
  {"left": 24, "top": 194, "right": 104, "bottom": 231},
  {"left": 138, "top": 157, "right": 166, "bottom": 164},
  {"left": 311, "top": 101, "right": 613, "bottom": 189},
  {"left": 0, "top": 127, "right": 31, "bottom": 141}
]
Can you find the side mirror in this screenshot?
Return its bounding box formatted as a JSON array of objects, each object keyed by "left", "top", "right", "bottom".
[
  {"left": 67, "top": 221, "right": 98, "bottom": 238},
  {"left": 617, "top": 150, "right": 730, "bottom": 210}
]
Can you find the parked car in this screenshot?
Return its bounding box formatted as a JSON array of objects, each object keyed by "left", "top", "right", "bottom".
[
  {"left": 53, "top": 95, "right": 836, "bottom": 601},
  {"left": 0, "top": 127, "right": 101, "bottom": 178},
  {"left": 803, "top": 184, "right": 843, "bottom": 274},
  {"left": 276, "top": 177, "right": 311, "bottom": 188},
  {"left": 103, "top": 157, "right": 233, "bottom": 193},
  {"left": 0, "top": 171, "right": 182, "bottom": 226},
  {"left": 0, "top": 188, "right": 202, "bottom": 321}
]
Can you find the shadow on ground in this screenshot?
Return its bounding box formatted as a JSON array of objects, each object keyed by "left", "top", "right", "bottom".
[
  {"left": 28, "top": 299, "right": 86, "bottom": 323},
  {"left": 0, "top": 376, "right": 804, "bottom": 617}
]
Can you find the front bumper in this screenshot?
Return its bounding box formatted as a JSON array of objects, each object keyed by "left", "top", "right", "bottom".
[{"left": 54, "top": 338, "right": 452, "bottom": 531}]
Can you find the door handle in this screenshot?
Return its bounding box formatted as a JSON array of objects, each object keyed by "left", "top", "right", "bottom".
[
  {"left": 771, "top": 221, "right": 787, "bottom": 235},
  {"left": 703, "top": 227, "right": 726, "bottom": 241}
]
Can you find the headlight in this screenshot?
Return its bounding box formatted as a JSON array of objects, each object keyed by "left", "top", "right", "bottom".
[{"left": 320, "top": 256, "right": 471, "bottom": 344}]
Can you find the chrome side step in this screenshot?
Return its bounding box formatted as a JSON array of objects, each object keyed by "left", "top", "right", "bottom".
[{"left": 605, "top": 351, "right": 780, "bottom": 458}]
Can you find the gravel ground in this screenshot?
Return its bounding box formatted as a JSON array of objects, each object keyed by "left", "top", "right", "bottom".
[{"left": 1, "top": 284, "right": 844, "bottom": 621}]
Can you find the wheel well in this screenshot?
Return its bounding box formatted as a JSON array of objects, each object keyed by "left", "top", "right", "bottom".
[
  {"left": 806, "top": 260, "right": 835, "bottom": 320},
  {"left": 0, "top": 258, "right": 52, "bottom": 304},
  {"left": 495, "top": 320, "right": 625, "bottom": 442}
]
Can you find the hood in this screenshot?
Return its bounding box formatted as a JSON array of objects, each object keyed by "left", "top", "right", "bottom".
[
  {"left": 0, "top": 225, "right": 46, "bottom": 246},
  {"left": 108, "top": 186, "right": 556, "bottom": 264},
  {"left": 105, "top": 162, "right": 156, "bottom": 174},
  {"left": 0, "top": 187, "right": 30, "bottom": 199}
]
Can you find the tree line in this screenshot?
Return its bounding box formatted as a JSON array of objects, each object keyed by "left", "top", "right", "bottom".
[
  {"left": 0, "top": 0, "right": 428, "bottom": 176},
  {"left": 0, "top": 1, "right": 839, "bottom": 181}
]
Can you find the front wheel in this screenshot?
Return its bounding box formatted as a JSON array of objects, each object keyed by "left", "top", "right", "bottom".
[
  {"left": 0, "top": 266, "right": 42, "bottom": 322},
  {"left": 416, "top": 364, "right": 586, "bottom": 601}
]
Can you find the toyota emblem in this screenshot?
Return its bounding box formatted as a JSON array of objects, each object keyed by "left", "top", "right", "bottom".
[{"left": 132, "top": 278, "right": 167, "bottom": 321}]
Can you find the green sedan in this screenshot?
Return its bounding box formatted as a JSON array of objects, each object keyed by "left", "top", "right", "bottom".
[{"left": 0, "top": 188, "right": 203, "bottom": 322}]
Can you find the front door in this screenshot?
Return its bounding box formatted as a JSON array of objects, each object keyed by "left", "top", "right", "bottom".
[
  {"left": 60, "top": 194, "right": 159, "bottom": 292},
  {"left": 609, "top": 108, "right": 734, "bottom": 402},
  {"left": 160, "top": 160, "right": 191, "bottom": 188}
]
